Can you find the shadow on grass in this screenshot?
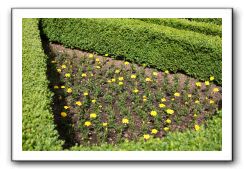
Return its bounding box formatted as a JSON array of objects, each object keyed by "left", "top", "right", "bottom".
[{"left": 39, "top": 21, "right": 77, "bottom": 149}]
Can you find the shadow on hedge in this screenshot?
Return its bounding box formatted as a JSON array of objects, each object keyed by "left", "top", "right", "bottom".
[{"left": 39, "top": 23, "right": 77, "bottom": 149}]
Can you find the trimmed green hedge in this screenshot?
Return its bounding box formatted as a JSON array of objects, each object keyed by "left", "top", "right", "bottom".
[
  {"left": 137, "top": 18, "right": 222, "bottom": 37},
  {"left": 41, "top": 18, "right": 222, "bottom": 84},
  {"left": 22, "top": 18, "right": 63, "bottom": 150},
  {"left": 187, "top": 18, "right": 222, "bottom": 25},
  {"left": 70, "top": 111, "right": 222, "bottom": 151}
]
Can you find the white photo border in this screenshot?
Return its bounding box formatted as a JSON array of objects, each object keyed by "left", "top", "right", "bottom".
[{"left": 12, "top": 8, "right": 233, "bottom": 161}]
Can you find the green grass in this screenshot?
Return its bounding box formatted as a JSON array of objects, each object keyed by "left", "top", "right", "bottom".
[
  {"left": 22, "top": 18, "right": 63, "bottom": 150},
  {"left": 41, "top": 18, "right": 222, "bottom": 85}
]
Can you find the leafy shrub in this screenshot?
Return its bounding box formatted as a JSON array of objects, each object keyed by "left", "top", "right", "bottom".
[
  {"left": 40, "top": 18, "right": 222, "bottom": 84},
  {"left": 186, "top": 18, "right": 222, "bottom": 25},
  {"left": 136, "top": 18, "right": 222, "bottom": 37},
  {"left": 22, "top": 18, "right": 63, "bottom": 150}
]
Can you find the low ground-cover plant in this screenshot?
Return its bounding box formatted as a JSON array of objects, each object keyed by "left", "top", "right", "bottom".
[
  {"left": 22, "top": 19, "right": 63, "bottom": 150},
  {"left": 70, "top": 110, "right": 222, "bottom": 151},
  {"left": 48, "top": 44, "right": 222, "bottom": 147},
  {"left": 41, "top": 18, "right": 222, "bottom": 85}
]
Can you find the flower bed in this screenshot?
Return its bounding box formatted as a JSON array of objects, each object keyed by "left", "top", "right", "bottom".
[{"left": 47, "top": 43, "right": 222, "bottom": 146}]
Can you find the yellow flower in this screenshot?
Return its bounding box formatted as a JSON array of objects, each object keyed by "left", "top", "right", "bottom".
[
  {"left": 75, "top": 101, "right": 82, "bottom": 106},
  {"left": 151, "top": 129, "right": 158, "bottom": 134},
  {"left": 142, "top": 96, "right": 147, "bottom": 101},
  {"left": 166, "top": 109, "right": 174, "bottom": 115},
  {"left": 84, "top": 121, "right": 92, "bottom": 127},
  {"left": 150, "top": 111, "right": 157, "bottom": 117},
  {"left": 102, "top": 122, "right": 108, "bottom": 127},
  {"left": 143, "top": 134, "right": 150, "bottom": 140},
  {"left": 118, "top": 82, "right": 124, "bottom": 85},
  {"left": 111, "top": 78, "right": 116, "bottom": 82},
  {"left": 159, "top": 103, "right": 166, "bottom": 108},
  {"left": 90, "top": 113, "right": 97, "bottom": 119},
  {"left": 124, "top": 61, "right": 129, "bottom": 65},
  {"left": 205, "top": 81, "right": 210, "bottom": 86},
  {"left": 83, "top": 92, "right": 89, "bottom": 96},
  {"left": 195, "top": 100, "right": 200, "bottom": 104},
  {"left": 171, "top": 98, "right": 175, "bottom": 101},
  {"left": 195, "top": 82, "right": 201, "bottom": 87},
  {"left": 161, "top": 98, "right": 166, "bottom": 102},
  {"left": 209, "top": 100, "right": 215, "bottom": 104},
  {"left": 122, "top": 118, "right": 129, "bottom": 124},
  {"left": 164, "top": 127, "right": 169, "bottom": 132},
  {"left": 210, "top": 76, "right": 215, "bottom": 81},
  {"left": 91, "top": 99, "right": 96, "bottom": 103},
  {"left": 107, "top": 80, "right": 112, "bottom": 83},
  {"left": 188, "top": 94, "right": 192, "bottom": 98},
  {"left": 145, "top": 77, "right": 152, "bottom": 82},
  {"left": 213, "top": 88, "right": 219, "bottom": 93},
  {"left": 51, "top": 60, "right": 56, "bottom": 64},
  {"left": 195, "top": 124, "right": 200, "bottom": 131},
  {"left": 115, "top": 69, "right": 120, "bottom": 74},
  {"left": 61, "top": 65, "right": 66, "bottom": 69},
  {"left": 90, "top": 73, "right": 94, "bottom": 77},
  {"left": 133, "top": 89, "right": 139, "bottom": 93},
  {"left": 88, "top": 54, "right": 94, "bottom": 58},
  {"left": 95, "top": 58, "right": 100, "bottom": 62},
  {"left": 54, "top": 85, "right": 59, "bottom": 89},
  {"left": 131, "top": 74, "right": 137, "bottom": 79},
  {"left": 67, "top": 88, "right": 72, "bottom": 93},
  {"left": 165, "top": 119, "right": 171, "bottom": 124},
  {"left": 194, "top": 113, "right": 198, "bottom": 118},
  {"left": 57, "top": 68, "right": 61, "bottom": 73},
  {"left": 99, "top": 105, "right": 103, "bottom": 108},
  {"left": 105, "top": 54, "right": 109, "bottom": 57},
  {"left": 96, "top": 66, "right": 101, "bottom": 69},
  {"left": 65, "top": 73, "right": 71, "bottom": 78},
  {"left": 61, "top": 112, "right": 67, "bottom": 118},
  {"left": 174, "top": 92, "right": 180, "bottom": 97},
  {"left": 142, "top": 63, "right": 147, "bottom": 67},
  {"left": 64, "top": 106, "right": 69, "bottom": 109},
  {"left": 153, "top": 72, "right": 158, "bottom": 76},
  {"left": 81, "top": 73, "right": 87, "bottom": 77},
  {"left": 118, "top": 77, "right": 124, "bottom": 81},
  {"left": 164, "top": 70, "right": 169, "bottom": 74},
  {"left": 61, "top": 85, "right": 65, "bottom": 89}
]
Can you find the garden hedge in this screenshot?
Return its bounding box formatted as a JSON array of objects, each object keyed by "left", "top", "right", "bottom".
[
  {"left": 41, "top": 18, "right": 222, "bottom": 84},
  {"left": 187, "top": 18, "right": 222, "bottom": 25},
  {"left": 22, "top": 18, "right": 63, "bottom": 150},
  {"left": 137, "top": 18, "right": 222, "bottom": 37}
]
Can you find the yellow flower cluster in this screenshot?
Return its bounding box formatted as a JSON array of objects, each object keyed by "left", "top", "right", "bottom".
[
  {"left": 150, "top": 111, "right": 157, "bottom": 117},
  {"left": 166, "top": 109, "right": 174, "bottom": 115},
  {"left": 122, "top": 118, "right": 129, "bottom": 124}
]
